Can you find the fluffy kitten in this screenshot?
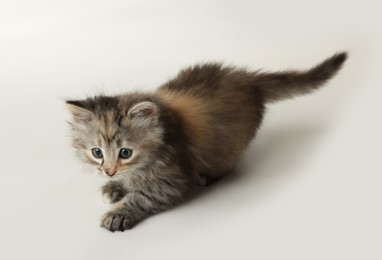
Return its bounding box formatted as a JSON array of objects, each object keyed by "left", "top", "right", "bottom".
[{"left": 66, "top": 52, "right": 347, "bottom": 232}]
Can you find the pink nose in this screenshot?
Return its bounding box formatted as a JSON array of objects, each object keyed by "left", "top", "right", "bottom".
[{"left": 105, "top": 168, "right": 117, "bottom": 176}]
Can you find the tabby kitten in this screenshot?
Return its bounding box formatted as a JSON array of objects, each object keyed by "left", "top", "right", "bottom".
[{"left": 66, "top": 52, "right": 347, "bottom": 232}]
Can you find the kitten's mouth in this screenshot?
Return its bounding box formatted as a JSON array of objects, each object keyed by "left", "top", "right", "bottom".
[
  {"left": 100, "top": 168, "right": 129, "bottom": 178},
  {"left": 103, "top": 172, "right": 118, "bottom": 179}
]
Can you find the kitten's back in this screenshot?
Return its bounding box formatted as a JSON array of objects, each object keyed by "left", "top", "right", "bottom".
[
  {"left": 155, "top": 53, "right": 347, "bottom": 178},
  {"left": 156, "top": 64, "right": 264, "bottom": 177}
]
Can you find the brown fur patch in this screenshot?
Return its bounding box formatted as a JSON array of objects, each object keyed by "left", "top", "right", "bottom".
[{"left": 156, "top": 89, "right": 211, "bottom": 147}]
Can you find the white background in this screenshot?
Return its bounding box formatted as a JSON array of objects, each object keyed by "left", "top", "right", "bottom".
[{"left": 1, "top": 0, "right": 381, "bottom": 259}]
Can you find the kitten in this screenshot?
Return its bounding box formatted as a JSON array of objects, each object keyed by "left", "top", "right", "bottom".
[{"left": 66, "top": 52, "right": 347, "bottom": 232}]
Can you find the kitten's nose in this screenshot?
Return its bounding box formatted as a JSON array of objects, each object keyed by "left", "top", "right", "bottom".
[{"left": 105, "top": 167, "right": 117, "bottom": 177}]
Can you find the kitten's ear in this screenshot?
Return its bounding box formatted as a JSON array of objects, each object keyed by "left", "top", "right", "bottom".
[
  {"left": 128, "top": 101, "right": 158, "bottom": 125},
  {"left": 66, "top": 100, "right": 93, "bottom": 123}
]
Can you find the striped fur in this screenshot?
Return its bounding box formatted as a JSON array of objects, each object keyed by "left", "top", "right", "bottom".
[{"left": 66, "top": 52, "right": 347, "bottom": 232}]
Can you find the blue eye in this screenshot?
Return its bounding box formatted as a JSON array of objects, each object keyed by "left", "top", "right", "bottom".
[
  {"left": 119, "top": 148, "right": 133, "bottom": 159},
  {"left": 91, "top": 148, "right": 103, "bottom": 159}
]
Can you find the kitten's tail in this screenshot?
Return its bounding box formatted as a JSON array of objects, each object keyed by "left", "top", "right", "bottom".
[{"left": 255, "top": 52, "right": 348, "bottom": 103}]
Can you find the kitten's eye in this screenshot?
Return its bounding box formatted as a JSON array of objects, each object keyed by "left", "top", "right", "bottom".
[
  {"left": 91, "top": 148, "right": 103, "bottom": 159},
  {"left": 119, "top": 148, "right": 133, "bottom": 159}
]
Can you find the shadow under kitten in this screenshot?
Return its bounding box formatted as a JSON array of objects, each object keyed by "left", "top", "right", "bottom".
[{"left": 182, "top": 123, "right": 327, "bottom": 207}]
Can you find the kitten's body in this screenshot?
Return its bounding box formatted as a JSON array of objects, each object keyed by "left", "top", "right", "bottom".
[{"left": 66, "top": 53, "right": 347, "bottom": 231}]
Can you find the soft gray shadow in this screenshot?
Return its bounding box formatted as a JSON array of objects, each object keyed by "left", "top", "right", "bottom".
[
  {"left": 183, "top": 122, "right": 327, "bottom": 205},
  {"left": 236, "top": 124, "right": 325, "bottom": 181}
]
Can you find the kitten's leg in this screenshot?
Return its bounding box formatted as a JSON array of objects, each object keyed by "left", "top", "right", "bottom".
[
  {"left": 197, "top": 166, "right": 238, "bottom": 186},
  {"left": 101, "top": 180, "right": 128, "bottom": 204},
  {"left": 101, "top": 178, "right": 186, "bottom": 232},
  {"left": 198, "top": 173, "right": 224, "bottom": 186}
]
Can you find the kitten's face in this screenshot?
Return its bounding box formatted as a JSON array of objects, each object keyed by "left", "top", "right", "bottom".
[{"left": 66, "top": 97, "right": 164, "bottom": 178}]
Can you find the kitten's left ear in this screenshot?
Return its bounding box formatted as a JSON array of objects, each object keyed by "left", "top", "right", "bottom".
[
  {"left": 66, "top": 100, "right": 93, "bottom": 123},
  {"left": 128, "top": 101, "right": 158, "bottom": 125}
]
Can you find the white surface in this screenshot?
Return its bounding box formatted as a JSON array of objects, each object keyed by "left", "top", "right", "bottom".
[{"left": 1, "top": 1, "right": 381, "bottom": 259}]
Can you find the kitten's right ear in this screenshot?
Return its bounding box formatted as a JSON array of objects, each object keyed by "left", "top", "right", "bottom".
[
  {"left": 127, "top": 101, "right": 158, "bottom": 125},
  {"left": 66, "top": 100, "right": 93, "bottom": 123}
]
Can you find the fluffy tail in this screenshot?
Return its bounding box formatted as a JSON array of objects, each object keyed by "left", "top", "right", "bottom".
[{"left": 256, "top": 52, "right": 348, "bottom": 103}]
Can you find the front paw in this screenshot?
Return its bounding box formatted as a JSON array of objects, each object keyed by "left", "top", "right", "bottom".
[
  {"left": 101, "top": 208, "right": 135, "bottom": 232},
  {"left": 101, "top": 181, "right": 127, "bottom": 204}
]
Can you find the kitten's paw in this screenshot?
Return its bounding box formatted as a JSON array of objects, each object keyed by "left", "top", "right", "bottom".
[
  {"left": 101, "top": 181, "right": 127, "bottom": 204},
  {"left": 101, "top": 208, "right": 135, "bottom": 232}
]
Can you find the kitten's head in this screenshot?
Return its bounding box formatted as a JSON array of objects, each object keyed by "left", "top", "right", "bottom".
[{"left": 66, "top": 94, "right": 165, "bottom": 178}]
